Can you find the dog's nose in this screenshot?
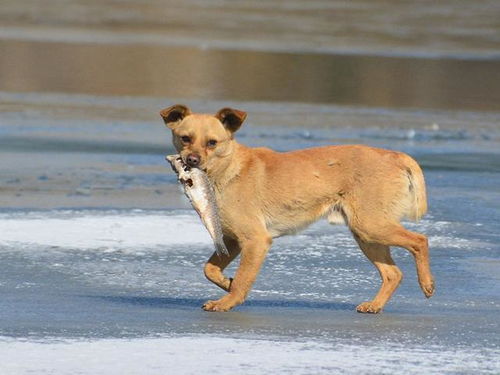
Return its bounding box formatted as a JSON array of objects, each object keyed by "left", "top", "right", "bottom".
[{"left": 186, "top": 153, "right": 201, "bottom": 167}]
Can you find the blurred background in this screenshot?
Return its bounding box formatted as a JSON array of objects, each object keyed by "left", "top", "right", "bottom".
[
  {"left": 0, "top": 0, "right": 499, "bottom": 208},
  {"left": 1, "top": 0, "right": 499, "bottom": 107},
  {"left": 0, "top": 2, "right": 500, "bottom": 374}
]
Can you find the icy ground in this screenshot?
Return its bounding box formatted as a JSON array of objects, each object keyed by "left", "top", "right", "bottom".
[{"left": 1, "top": 209, "right": 499, "bottom": 374}]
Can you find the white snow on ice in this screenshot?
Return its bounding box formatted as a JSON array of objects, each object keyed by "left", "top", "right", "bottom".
[
  {"left": 0, "top": 335, "right": 498, "bottom": 375},
  {"left": 0, "top": 211, "right": 479, "bottom": 253},
  {"left": 0, "top": 211, "right": 211, "bottom": 250}
]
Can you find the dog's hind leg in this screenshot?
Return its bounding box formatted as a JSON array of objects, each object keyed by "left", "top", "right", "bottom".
[
  {"left": 204, "top": 236, "right": 241, "bottom": 292},
  {"left": 353, "top": 235, "right": 403, "bottom": 313},
  {"left": 349, "top": 216, "right": 434, "bottom": 303},
  {"left": 379, "top": 226, "right": 434, "bottom": 299}
]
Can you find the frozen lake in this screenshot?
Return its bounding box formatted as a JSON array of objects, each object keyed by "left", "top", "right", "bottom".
[
  {"left": 0, "top": 201, "right": 499, "bottom": 373},
  {"left": 1, "top": 111, "right": 499, "bottom": 373}
]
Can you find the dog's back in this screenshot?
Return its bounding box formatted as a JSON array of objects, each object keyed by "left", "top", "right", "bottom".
[{"left": 234, "top": 144, "right": 427, "bottom": 234}]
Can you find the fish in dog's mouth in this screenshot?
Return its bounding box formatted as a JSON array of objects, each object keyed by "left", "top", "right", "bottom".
[{"left": 165, "top": 155, "right": 208, "bottom": 174}]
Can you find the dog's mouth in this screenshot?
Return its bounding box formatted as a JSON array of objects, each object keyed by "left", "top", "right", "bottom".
[{"left": 179, "top": 157, "right": 207, "bottom": 173}]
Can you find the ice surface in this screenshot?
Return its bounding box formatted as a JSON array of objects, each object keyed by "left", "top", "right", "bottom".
[
  {"left": 0, "top": 210, "right": 211, "bottom": 250},
  {"left": 1, "top": 335, "right": 499, "bottom": 375},
  {"left": 1, "top": 210, "right": 498, "bottom": 347},
  {"left": 0, "top": 210, "right": 483, "bottom": 253}
]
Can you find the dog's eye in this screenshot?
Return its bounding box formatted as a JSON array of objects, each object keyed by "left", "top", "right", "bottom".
[
  {"left": 207, "top": 140, "right": 217, "bottom": 148},
  {"left": 180, "top": 136, "right": 191, "bottom": 143}
]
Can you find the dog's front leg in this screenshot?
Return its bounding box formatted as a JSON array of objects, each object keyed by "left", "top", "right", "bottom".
[
  {"left": 204, "top": 236, "right": 241, "bottom": 292},
  {"left": 202, "top": 234, "right": 271, "bottom": 312}
]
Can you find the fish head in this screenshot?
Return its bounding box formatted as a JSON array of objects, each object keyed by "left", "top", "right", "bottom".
[{"left": 160, "top": 105, "right": 246, "bottom": 172}]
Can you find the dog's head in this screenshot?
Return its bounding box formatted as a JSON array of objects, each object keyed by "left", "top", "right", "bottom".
[{"left": 160, "top": 104, "right": 246, "bottom": 172}]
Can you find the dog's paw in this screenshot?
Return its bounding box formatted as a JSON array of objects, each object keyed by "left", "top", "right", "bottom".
[
  {"left": 356, "top": 301, "right": 383, "bottom": 314},
  {"left": 202, "top": 295, "right": 241, "bottom": 312},
  {"left": 202, "top": 299, "right": 232, "bottom": 312},
  {"left": 421, "top": 279, "right": 435, "bottom": 299}
]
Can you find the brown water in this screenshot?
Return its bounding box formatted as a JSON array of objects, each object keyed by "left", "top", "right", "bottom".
[
  {"left": 1, "top": 0, "right": 500, "bottom": 112},
  {"left": 1, "top": 39, "right": 499, "bottom": 111}
]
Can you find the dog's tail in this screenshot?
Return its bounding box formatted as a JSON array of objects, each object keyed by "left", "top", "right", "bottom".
[{"left": 403, "top": 155, "right": 428, "bottom": 222}]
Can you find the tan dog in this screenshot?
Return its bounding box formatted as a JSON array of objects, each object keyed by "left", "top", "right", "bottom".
[{"left": 160, "top": 104, "right": 435, "bottom": 313}]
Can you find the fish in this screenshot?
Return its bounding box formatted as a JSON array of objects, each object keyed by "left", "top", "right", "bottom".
[{"left": 166, "top": 154, "right": 229, "bottom": 256}]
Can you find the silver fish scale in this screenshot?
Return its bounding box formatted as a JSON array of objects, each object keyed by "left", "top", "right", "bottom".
[
  {"left": 166, "top": 155, "right": 229, "bottom": 256},
  {"left": 197, "top": 172, "right": 228, "bottom": 256}
]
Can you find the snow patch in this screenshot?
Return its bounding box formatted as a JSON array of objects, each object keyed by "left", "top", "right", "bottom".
[
  {"left": 0, "top": 335, "right": 498, "bottom": 375},
  {"left": 0, "top": 211, "right": 211, "bottom": 250}
]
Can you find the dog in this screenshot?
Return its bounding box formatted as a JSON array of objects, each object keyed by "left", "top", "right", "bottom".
[{"left": 160, "top": 104, "right": 435, "bottom": 313}]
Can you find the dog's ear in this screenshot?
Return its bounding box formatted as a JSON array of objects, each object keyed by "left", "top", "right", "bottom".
[
  {"left": 160, "top": 104, "right": 192, "bottom": 129},
  {"left": 215, "top": 107, "right": 247, "bottom": 133}
]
